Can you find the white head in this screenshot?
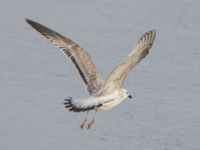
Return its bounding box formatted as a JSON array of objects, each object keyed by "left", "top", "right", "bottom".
[{"left": 121, "top": 88, "right": 132, "bottom": 99}]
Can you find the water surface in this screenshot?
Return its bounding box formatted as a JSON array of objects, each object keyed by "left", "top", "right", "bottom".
[{"left": 0, "top": 0, "right": 200, "bottom": 150}]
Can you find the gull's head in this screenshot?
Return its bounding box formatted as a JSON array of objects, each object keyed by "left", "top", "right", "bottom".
[{"left": 122, "top": 89, "right": 132, "bottom": 99}]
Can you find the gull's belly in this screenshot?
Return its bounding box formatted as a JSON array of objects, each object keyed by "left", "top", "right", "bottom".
[{"left": 99, "top": 98, "right": 124, "bottom": 111}]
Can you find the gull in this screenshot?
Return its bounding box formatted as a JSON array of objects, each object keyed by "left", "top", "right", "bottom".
[{"left": 25, "top": 18, "right": 156, "bottom": 129}]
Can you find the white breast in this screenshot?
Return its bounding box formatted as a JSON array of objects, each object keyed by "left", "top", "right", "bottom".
[{"left": 98, "top": 92, "right": 126, "bottom": 111}]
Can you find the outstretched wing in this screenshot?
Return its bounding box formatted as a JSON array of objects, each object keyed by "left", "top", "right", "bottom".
[
  {"left": 97, "top": 30, "right": 156, "bottom": 96},
  {"left": 26, "top": 18, "right": 103, "bottom": 95}
]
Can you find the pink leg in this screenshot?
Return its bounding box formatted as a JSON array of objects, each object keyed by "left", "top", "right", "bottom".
[
  {"left": 80, "top": 111, "right": 89, "bottom": 130},
  {"left": 87, "top": 110, "right": 97, "bottom": 129}
]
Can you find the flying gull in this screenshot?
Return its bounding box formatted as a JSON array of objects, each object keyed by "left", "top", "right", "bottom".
[{"left": 25, "top": 18, "right": 156, "bottom": 129}]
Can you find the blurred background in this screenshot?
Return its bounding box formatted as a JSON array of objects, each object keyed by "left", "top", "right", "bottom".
[{"left": 0, "top": 0, "right": 200, "bottom": 150}]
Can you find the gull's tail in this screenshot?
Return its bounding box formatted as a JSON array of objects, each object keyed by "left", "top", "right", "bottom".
[{"left": 63, "top": 97, "right": 103, "bottom": 112}]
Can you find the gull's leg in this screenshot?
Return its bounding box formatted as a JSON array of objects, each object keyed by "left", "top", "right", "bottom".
[
  {"left": 87, "top": 110, "right": 97, "bottom": 129},
  {"left": 80, "top": 111, "right": 89, "bottom": 129}
]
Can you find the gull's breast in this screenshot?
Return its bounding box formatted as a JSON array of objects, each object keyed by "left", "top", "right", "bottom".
[{"left": 98, "top": 97, "right": 125, "bottom": 111}]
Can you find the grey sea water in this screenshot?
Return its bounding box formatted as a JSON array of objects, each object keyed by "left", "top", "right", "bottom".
[{"left": 0, "top": 0, "right": 200, "bottom": 150}]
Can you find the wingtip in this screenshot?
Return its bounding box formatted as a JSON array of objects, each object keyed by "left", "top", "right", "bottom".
[
  {"left": 144, "top": 29, "right": 156, "bottom": 41},
  {"left": 151, "top": 29, "right": 156, "bottom": 39},
  {"left": 25, "top": 18, "right": 33, "bottom": 26},
  {"left": 25, "top": 18, "right": 38, "bottom": 26},
  {"left": 25, "top": 17, "right": 30, "bottom": 22},
  {"left": 25, "top": 17, "right": 35, "bottom": 24},
  {"left": 151, "top": 29, "right": 156, "bottom": 37}
]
